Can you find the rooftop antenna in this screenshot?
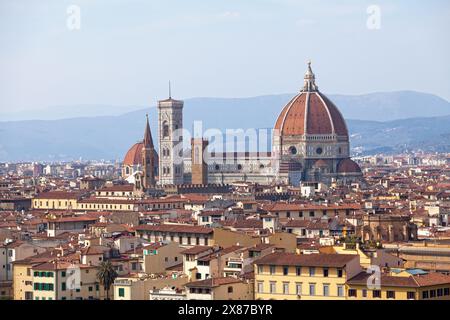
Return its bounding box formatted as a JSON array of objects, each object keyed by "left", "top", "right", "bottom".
[{"left": 168, "top": 80, "right": 172, "bottom": 99}]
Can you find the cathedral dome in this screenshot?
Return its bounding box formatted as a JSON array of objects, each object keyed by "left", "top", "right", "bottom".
[
  {"left": 123, "top": 142, "right": 144, "bottom": 166},
  {"left": 337, "top": 158, "right": 362, "bottom": 174},
  {"left": 123, "top": 142, "right": 159, "bottom": 167},
  {"left": 274, "top": 62, "right": 348, "bottom": 137}
]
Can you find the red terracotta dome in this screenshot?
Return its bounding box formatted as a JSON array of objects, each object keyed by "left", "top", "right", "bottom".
[
  {"left": 123, "top": 142, "right": 159, "bottom": 167},
  {"left": 123, "top": 142, "right": 144, "bottom": 166},
  {"left": 337, "top": 158, "right": 362, "bottom": 174},
  {"left": 274, "top": 62, "right": 348, "bottom": 137}
]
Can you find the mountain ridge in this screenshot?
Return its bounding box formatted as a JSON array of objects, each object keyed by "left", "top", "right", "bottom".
[{"left": 1, "top": 91, "right": 449, "bottom": 161}]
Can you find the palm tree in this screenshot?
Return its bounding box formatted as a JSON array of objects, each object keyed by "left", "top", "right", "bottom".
[{"left": 97, "top": 260, "right": 118, "bottom": 300}]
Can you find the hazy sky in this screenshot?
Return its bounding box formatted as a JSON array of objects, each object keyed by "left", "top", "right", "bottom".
[{"left": 1, "top": 0, "right": 449, "bottom": 113}]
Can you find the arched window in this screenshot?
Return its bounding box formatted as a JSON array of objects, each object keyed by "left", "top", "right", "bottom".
[{"left": 162, "top": 121, "right": 169, "bottom": 138}]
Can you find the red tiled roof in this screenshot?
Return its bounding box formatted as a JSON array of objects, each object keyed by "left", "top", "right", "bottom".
[
  {"left": 347, "top": 272, "right": 450, "bottom": 288},
  {"left": 254, "top": 252, "right": 357, "bottom": 267},
  {"left": 337, "top": 158, "right": 362, "bottom": 174},
  {"left": 134, "top": 224, "right": 213, "bottom": 235},
  {"left": 274, "top": 92, "right": 348, "bottom": 136},
  {"left": 34, "top": 191, "right": 84, "bottom": 200}
]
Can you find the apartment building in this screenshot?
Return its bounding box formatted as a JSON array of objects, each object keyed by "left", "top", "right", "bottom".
[
  {"left": 134, "top": 224, "right": 214, "bottom": 246},
  {"left": 31, "top": 261, "right": 105, "bottom": 300},
  {"left": 254, "top": 253, "right": 361, "bottom": 300},
  {"left": 346, "top": 272, "right": 450, "bottom": 300},
  {"left": 185, "top": 277, "right": 254, "bottom": 300}
]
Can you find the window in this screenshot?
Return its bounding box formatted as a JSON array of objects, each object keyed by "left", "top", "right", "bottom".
[
  {"left": 286, "top": 212, "right": 290, "bottom": 218},
  {"left": 296, "top": 283, "right": 302, "bottom": 295},
  {"left": 323, "top": 268, "right": 329, "bottom": 277},
  {"left": 227, "top": 286, "right": 233, "bottom": 293},
  {"left": 269, "top": 265, "right": 276, "bottom": 275},
  {"left": 270, "top": 282, "right": 276, "bottom": 294},
  {"left": 162, "top": 122, "right": 169, "bottom": 138},
  {"left": 309, "top": 211, "right": 314, "bottom": 217},
  {"left": 337, "top": 269, "right": 343, "bottom": 277},
  {"left": 289, "top": 146, "right": 297, "bottom": 155},
  {"left": 373, "top": 290, "right": 381, "bottom": 298},
  {"left": 444, "top": 288, "right": 450, "bottom": 296},
  {"left": 430, "top": 290, "right": 436, "bottom": 298},
  {"left": 258, "top": 265, "right": 263, "bottom": 274},
  {"left": 437, "top": 288, "right": 443, "bottom": 297},
  {"left": 257, "top": 282, "right": 264, "bottom": 294},
  {"left": 118, "top": 288, "right": 125, "bottom": 297},
  {"left": 61, "top": 271, "right": 66, "bottom": 277},
  {"left": 283, "top": 282, "right": 289, "bottom": 295},
  {"left": 309, "top": 267, "right": 315, "bottom": 277},
  {"left": 89, "top": 286, "right": 93, "bottom": 292},
  {"left": 323, "top": 284, "right": 329, "bottom": 296},
  {"left": 337, "top": 285, "right": 344, "bottom": 297},
  {"left": 283, "top": 266, "right": 289, "bottom": 275},
  {"left": 362, "top": 289, "right": 367, "bottom": 298},
  {"left": 62, "top": 283, "right": 66, "bottom": 291},
  {"left": 407, "top": 291, "right": 416, "bottom": 300},
  {"left": 296, "top": 266, "right": 301, "bottom": 276},
  {"left": 348, "top": 289, "right": 357, "bottom": 297},
  {"left": 422, "top": 291, "right": 429, "bottom": 299},
  {"left": 387, "top": 291, "right": 395, "bottom": 299},
  {"left": 309, "top": 284, "right": 316, "bottom": 296}
]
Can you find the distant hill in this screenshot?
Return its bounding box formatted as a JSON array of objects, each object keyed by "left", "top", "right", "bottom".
[
  {"left": 1, "top": 91, "right": 449, "bottom": 161},
  {"left": 0, "top": 104, "right": 145, "bottom": 121},
  {"left": 2, "top": 90, "right": 449, "bottom": 122}
]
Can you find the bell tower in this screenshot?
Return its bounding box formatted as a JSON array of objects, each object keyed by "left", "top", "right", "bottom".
[
  {"left": 158, "top": 85, "right": 184, "bottom": 185},
  {"left": 142, "top": 114, "right": 156, "bottom": 188}
]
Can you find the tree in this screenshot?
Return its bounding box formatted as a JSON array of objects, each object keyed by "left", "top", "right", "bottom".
[{"left": 96, "top": 260, "right": 118, "bottom": 300}]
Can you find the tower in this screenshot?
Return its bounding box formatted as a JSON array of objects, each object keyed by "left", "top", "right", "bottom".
[
  {"left": 191, "top": 138, "right": 209, "bottom": 185},
  {"left": 158, "top": 88, "right": 184, "bottom": 185},
  {"left": 142, "top": 114, "right": 156, "bottom": 188}
]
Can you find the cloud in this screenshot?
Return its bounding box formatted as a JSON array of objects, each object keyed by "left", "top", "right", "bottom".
[{"left": 221, "top": 11, "right": 240, "bottom": 19}]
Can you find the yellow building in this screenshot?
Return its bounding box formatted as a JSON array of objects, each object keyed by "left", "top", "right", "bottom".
[
  {"left": 32, "top": 191, "right": 83, "bottom": 210},
  {"left": 346, "top": 272, "right": 450, "bottom": 300},
  {"left": 12, "top": 251, "right": 55, "bottom": 300},
  {"left": 254, "top": 252, "right": 361, "bottom": 300},
  {"left": 185, "top": 277, "right": 254, "bottom": 300},
  {"left": 331, "top": 243, "right": 403, "bottom": 269},
  {"left": 31, "top": 261, "right": 105, "bottom": 300}
]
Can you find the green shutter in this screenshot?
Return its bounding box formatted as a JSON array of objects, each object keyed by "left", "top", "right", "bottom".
[{"left": 118, "top": 288, "right": 125, "bottom": 297}]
